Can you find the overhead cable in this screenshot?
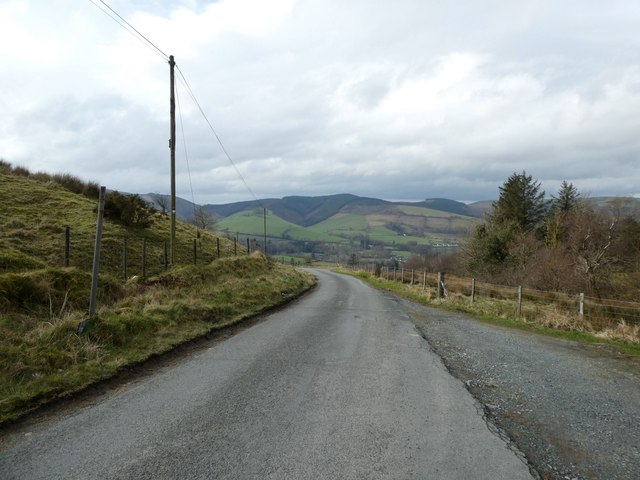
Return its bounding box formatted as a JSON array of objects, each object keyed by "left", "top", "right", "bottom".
[
  {"left": 89, "top": 0, "right": 169, "bottom": 61},
  {"left": 176, "top": 66, "right": 262, "bottom": 204}
]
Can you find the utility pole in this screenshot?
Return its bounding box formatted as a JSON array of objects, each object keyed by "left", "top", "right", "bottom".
[{"left": 169, "top": 54, "right": 177, "bottom": 265}]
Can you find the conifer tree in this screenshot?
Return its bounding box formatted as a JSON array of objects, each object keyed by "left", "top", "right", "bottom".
[
  {"left": 552, "top": 180, "right": 579, "bottom": 212},
  {"left": 490, "top": 171, "right": 546, "bottom": 232}
]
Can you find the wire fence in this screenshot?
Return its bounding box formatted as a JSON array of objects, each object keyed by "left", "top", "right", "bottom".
[
  {"left": 4, "top": 227, "right": 259, "bottom": 281},
  {"left": 348, "top": 264, "right": 640, "bottom": 326}
]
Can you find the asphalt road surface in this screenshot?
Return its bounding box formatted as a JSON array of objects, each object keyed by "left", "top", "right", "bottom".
[{"left": 0, "top": 269, "right": 533, "bottom": 479}]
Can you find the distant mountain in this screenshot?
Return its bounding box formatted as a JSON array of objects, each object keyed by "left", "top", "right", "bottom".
[
  {"left": 203, "top": 194, "right": 389, "bottom": 227},
  {"left": 401, "top": 198, "right": 477, "bottom": 217},
  {"left": 204, "top": 194, "right": 481, "bottom": 227}
]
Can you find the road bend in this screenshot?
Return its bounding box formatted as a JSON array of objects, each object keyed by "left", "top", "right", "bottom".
[{"left": 0, "top": 269, "right": 533, "bottom": 479}]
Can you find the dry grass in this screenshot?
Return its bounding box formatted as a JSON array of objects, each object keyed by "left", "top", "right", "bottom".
[
  {"left": 341, "top": 268, "right": 640, "bottom": 350},
  {"left": 595, "top": 320, "right": 640, "bottom": 344}
]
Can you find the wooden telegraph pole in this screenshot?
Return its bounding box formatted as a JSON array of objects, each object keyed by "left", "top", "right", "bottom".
[{"left": 169, "top": 55, "right": 177, "bottom": 265}]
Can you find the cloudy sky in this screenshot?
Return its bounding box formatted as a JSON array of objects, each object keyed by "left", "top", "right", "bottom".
[{"left": 2, "top": 0, "right": 640, "bottom": 204}]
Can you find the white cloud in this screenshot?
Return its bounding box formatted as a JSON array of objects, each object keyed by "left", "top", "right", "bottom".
[{"left": 2, "top": 0, "right": 640, "bottom": 204}]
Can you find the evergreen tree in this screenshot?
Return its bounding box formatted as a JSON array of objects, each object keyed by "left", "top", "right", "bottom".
[
  {"left": 490, "top": 171, "right": 546, "bottom": 232},
  {"left": 551, "top": 180, "right": 579, "bottom": 212}
]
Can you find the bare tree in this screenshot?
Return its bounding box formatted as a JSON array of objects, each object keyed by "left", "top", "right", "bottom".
[
  {"left": 566, "top": 206, "right": 620, "bottom": 296},
  {"left": 151, "top": 194, "right": 169, "bottom": 215},
  {"left": 190, "top": 206, "right": 216, "bottom": 231}
]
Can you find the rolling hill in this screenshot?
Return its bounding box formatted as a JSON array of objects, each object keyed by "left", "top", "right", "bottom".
[
  {"left": 213, "top": 194, "right": 482, "bottom": 258},
  {"left": 141, "top": 192, "right": 640, "bottom": 262}
]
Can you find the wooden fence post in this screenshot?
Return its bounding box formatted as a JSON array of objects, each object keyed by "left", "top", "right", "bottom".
[
  {"left": 579, "top": 293, "right": 585, "bottom": 316},
  {"left": 193, "top": 238, "right": 197, "bottom": 265},
  {"left": 471, "top": 278, "right": 476, "bottom": 304},
  {"left": 517, "top": 286, "right": 522, "bottom": 317},
  {"left": 422, "top": 270, "right": 427, "bottom": 291},
  {"left": 123, "top": 236, "right": 128, "bottom": 281},
  {"left": 64, "top": 226, "right": 70, "bottom": 267},
  {"left": 411, "top": 269, "right": 414, "bottom": 285},
  {"left": 437, "top": 272, "right": 442, "bottom": 299},
  {"left": 87, "top": 186, "right": 106, "bottom": 320},
  {"left": 164, "top": 241, "right": 168, "bottom": 271},
  {"left": 142, "top": 238, "right": 147, "bottom": 280}
]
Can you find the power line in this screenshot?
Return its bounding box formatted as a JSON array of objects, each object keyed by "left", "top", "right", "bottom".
[
  {"left": 88, "top": 0, "right": 262, "bottom": 206},
  {"left": 175, "top": 84, "right": 198, "bottom": 220},
  {"left": 88, "top": 0, "right": 169, "bottom": 61},
  {"left": 175, "top": 66, "right": 262, "bottom": 204}
]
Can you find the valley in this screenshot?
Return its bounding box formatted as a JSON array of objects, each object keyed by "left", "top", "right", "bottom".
[{"left": 198, "top": 194, "right": 483, "bottom": 264}]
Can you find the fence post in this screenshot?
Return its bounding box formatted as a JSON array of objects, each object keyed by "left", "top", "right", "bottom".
[
  {"left": 142, "top": 238, "right": 147, "bottom": 280},
  {"left": 164, "top": 241, "right": 168, "bottom": 271},
  {"left": 64, "top": 226, "right": 70, "bottom": 267},
  {"left": 401, "top": 268, "right": 404, "bottom": 283},
  {"left": 517, "top": 286, "right": 522, "bottom": 317},
  {"left": 193, "top": 239, "right": 197, "bottom": 265},
  {"left": 411, "top": 269, "right": 414, "bottom": 285},
  {"left": 423, "top": 270, "right": 427, "bottom": 291},
  {"left": 437, "top": 272, "right": 442, "bottom": 299},
  {"left": 471, "top": 278, "right": 476, "bottom": 304},
  {"left": 247, "top": 238, "right": 250, "bottom": 254},
  {"left": 579, "top": 293, "right": 585, "bottom": 316},
  {"left": 87, "top": 186, "right": 106, "bottom": 320},
  {"left": 123, "top": 236, "right": 128, "bottom": 281},
  {"left": 393, "top": 267, "right": 397, "bottom": 281}
]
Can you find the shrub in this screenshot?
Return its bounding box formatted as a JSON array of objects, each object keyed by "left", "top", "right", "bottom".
[
  {"left": 0, "top": 159, "right": 11, "bottom": 174},
  {"left": 103, "top": 191, "right": 152, "bottom": 227},
  {"left": 12, "top": 166, "right": 30, "bottom": 177},
  {"left": 83, "top": 181, "right": 100, "bottom": 199}
]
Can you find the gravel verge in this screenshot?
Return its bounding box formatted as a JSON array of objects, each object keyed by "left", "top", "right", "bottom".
[{"left": 391, "top": 294, "right": 640, "bottom": 480}]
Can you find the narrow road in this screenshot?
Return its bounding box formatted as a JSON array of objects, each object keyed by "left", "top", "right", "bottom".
[{"left": 0, "top": 269, "right": 533, "bottom": 479}]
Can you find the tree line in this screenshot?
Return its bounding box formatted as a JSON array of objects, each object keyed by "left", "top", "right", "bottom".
[{"left": 463, "top": 171, "right": 640, "bottom": 299}]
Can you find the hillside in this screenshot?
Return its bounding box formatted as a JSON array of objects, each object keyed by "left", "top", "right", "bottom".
[
  {"left": 0, "top": 172, "right": 234, "bottom": 278},
  {"left": 215, "top": 196, "right": 480, "bottom": 263},
  {"left": 0, "top": 165, "right": 315, "bottom": 423},
  {"left": 212, "top": 194, "right": 481, "bottom": 240},
  {"left": 206, "top": 194, "right": 480, "bottom": 226}
]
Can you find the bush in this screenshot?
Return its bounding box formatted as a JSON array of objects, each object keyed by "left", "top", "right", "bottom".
[
  {"left": 0, "top": 159, "right": 11, "bottom": 174},
  {"left": 103, "top": 191, "right": 152, "bottom": 227}
]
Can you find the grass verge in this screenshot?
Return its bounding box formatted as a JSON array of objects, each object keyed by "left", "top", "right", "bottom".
[
  {"left": 337, "top": 268, "right": 640, "bottom": 357},
  {"left": 0, "top": 254, "right": 315, "bottom": 425}
]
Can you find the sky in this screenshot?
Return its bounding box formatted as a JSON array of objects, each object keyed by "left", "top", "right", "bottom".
[{"left": 2, "top": 0, "right": 640, "bottom": 205}]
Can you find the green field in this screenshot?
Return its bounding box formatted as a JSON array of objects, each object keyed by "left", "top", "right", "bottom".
[
  {"left": 217, "top": 204, "right": 477, "bottom": 251},
  {"left": 218, "top": 211, "right": 343, "bottom": 242}
]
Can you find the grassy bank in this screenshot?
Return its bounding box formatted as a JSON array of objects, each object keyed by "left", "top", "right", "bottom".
[
  {"left": 338, "top": 269, "right": 640, "bottom": 357},
  {"left": 0, "top": 254, "right": 315, "bottom": 425}
]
